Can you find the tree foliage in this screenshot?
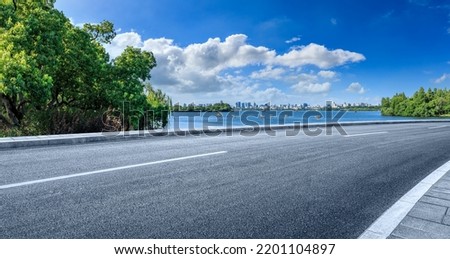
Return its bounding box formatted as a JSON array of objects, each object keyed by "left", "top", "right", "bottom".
[
  {"left": 381, "top": 87, "right": 450, "bottom": 117},
  {"left": 172, "top": 101, "right": 232, "bottom": 112},
  {"left": 0, "top": 0, "right": 170, "bottom": 135},
  {"left": 0, "top": 1, "right": 64, "bottom": 126},
  {"left": 83, "top": 20, "right": 116, "bottom": 44},
  {"left": 146, "top": 83, "right": 171, "bottom": 128}
]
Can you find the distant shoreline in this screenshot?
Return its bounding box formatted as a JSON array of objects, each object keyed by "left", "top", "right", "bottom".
[{"left": 172, "top": 108, "right": 381, "bottom": 112}]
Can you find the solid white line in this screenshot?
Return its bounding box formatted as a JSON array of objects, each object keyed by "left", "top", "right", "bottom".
[
  {"left": 0, "top": 151, "right": 228, "bottom": 190},
  {"left": 344, "top": 131, "right": 388, "bottom": 138},
  {"left": 428, "top": 125, "right": 449, "bottom": 130},
  {"left": 359, "top": 159, "right": 450, "bottom": 239}
]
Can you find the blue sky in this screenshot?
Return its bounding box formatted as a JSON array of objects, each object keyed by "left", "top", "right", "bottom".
[{"left": 55, "top": 0, "right": 450, "bottom": 106}]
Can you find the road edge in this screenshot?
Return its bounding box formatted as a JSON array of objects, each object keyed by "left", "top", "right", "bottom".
[
  {"left": 1, "top": 119, "right": 450, "bottom": 149},
  {"left": 358, "top": 160, "right": 450, "bottom": 239}
]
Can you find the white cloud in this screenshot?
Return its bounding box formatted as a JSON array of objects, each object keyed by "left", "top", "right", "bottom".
[
  {"left": 105, "top": 32, "right": 365, "bottom": 102},
  {"left": 199, "top": 74, "right": 290, "bottom": 104},
  {"left": 250, "top": 66, "right": 285, "bottom": 80},
  {"left": 318, "top": 70, "right": 337, "bottom": 79},
  {"left": 285, "top": 36, "right": 301, "bottom": 44},
  {"left": 221, "top": 86, "right": 289, "bottom": 104},
  {"left": 435, "top": 73, "right": 449, "bottom": 83},
  {"left": 346, "top": 82, "right": 366, "bottom": 94},
  {"left": 275, "top": 43, "right": 365, "bottom": 69},
  {"left": 105, "top": 32, "right": 143, "bottom": 58},
  {"left": 253, "top": 87, "right": 289, "bottom": 103},
  {"left": 291, "top": 73, "right": 332, "bottom": 94},
  {"left": 331, "top": 18, "right": 337, "bottom": 25},
  {"left": 293, "top": 81, "right": 331, "bottom": 94},
  {"left": 181, "top": 34, "right": 276, "bottom": 71},
  {"left": 138, "top": 34, "right": 277, "bottom": 94}
]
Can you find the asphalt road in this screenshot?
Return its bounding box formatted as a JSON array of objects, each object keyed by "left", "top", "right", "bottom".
[{"left": 1, "top": 123, "right": 450, "bottom": 238}]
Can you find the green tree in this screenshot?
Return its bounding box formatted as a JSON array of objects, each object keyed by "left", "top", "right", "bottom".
[
  {"left": 1, "top": 0, "right": 168, "bottom": 135},
  {"left": 382, "top": 87, "right": 450, "bottom": 117},
  {"left": 83, "top": 20, "right": 116, "bottom": 44},
  {"left": 110, "top": 47, "right": 157, "bottom": 130},
  {"left": 1, "top": 0, "right": 55, "bottom": 11},
  {"left": 146, "top": 83, "right": 171, "bottom": 128},
  {"left": 0, "top": 1, "right": 65, "bottom": 126}
]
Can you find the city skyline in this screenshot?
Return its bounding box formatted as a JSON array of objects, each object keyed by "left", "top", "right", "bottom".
[
  {"left": 56, "top": 0, "right": 450, "bottom": 106},
  {"left": 174, "top": 100, "right": 377, "bottom": 109}
]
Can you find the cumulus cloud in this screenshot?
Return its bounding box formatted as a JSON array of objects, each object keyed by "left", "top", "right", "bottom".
[
  {"left": 346, "top": 82, "right": 366, "bottom": 94},
  {"left": 250, "top": 66, "right": 285, "bottom": 80},
  {"left": 138, "top": 34, "right": 278, "bottom": 94},
  {"left": 253, "top": 87, "right": 289, "bottom": 103},
  {"left": 318, "top": 70, "right": 337, "bottom": 79},
  {"left": 293, "top": 81, "right": 331, "bottom": 94},
  {"left": 220, "top": 86, "right": 289, "bottom": 104},
  {"left": 105, "top": 32, "right": 143, "bottom": 58},
  {"left": 105, "top": 32, "right": 365, "bottom": 102},
  {"left": 201, "top": 74, "right": 290, "bottom": 104},
  {"left": 291, "top": 73, "right": 331, "bottom": 94},
  {"left": 275, "top": 43, "right": 365, "bottom": 69},
  {"left": 435, "top": 73, "right": 449, "bottom": 83},
  {"left": 181, "top": 35, "right": 276, "bottom": 71}
]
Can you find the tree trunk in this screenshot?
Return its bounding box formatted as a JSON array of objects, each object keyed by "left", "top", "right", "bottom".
[
  {"left": 0, "top": 94, "right": 21, "bottom": 127},
  {"left": 0, "top": 113, "right": 13, "bottom": 128}
]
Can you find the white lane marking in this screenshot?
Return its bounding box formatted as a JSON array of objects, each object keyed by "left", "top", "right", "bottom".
[
  {"left": 359, "top": 160, "right": 450, "bottom": 239},
  {"left": 428, "top": 125, "right": 449, "bottom": 130},
  {"left": 344, "top": 131, "right": 388, "bottom": 138},
  {"left": 0, "top": 151, "right": 228, "bottom": 190}
]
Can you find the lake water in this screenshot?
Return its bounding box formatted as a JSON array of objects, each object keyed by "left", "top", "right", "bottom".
[{"left": 167, "top": 110, "right": 438, "bottom": 130}]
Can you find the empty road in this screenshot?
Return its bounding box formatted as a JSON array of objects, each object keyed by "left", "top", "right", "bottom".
[{"left": 1, "top": 123, "right": 450, "bottom": 238}]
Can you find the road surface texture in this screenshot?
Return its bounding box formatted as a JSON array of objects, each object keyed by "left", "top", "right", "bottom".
[{"left": 1, "top": 123, "right": 450, "bottom": 238}]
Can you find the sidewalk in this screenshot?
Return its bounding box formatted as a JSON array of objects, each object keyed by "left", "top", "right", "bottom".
[{"left": 388, "top": 169, "right": 450, "bottom": 239}]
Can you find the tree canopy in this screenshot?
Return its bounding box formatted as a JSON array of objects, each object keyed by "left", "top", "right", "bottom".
[
  {"left": 0, "top": 0, "right": 171, "bottom": 135},
  {"left": 172, "top": 101, "right": 232, "bottom": 112},
  {"left": 381, "top": 87, "right": 450, "bottom": 117}
]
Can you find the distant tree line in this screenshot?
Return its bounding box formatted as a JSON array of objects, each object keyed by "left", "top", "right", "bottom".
[
  {"left": 344, "top": 105, "right": 380, "bottom": 111},
  {"left": 381, "top": 87, "right": 450, "bottom": 117},
  {"left": 0, "top": 0, "right": 171, "bottom": 136},
  {"left": 172, "top": 101, "right": 232, "bottom": 112}
]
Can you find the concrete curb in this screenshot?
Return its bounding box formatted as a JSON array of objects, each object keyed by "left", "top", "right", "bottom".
[
  {"left": 359, "top": 160, "right": 450, "bottom": 239},
  {"left": 1, "top": 119, "right": 450, "bottom": 149}
]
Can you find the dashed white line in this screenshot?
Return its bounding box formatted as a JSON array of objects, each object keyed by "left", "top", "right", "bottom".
[
  {"left": 0, "top": 151, "right": 228, "bottom": 190},
  {"left": 359, "top": 159, "right": 450, "bottom": 239},
  {"left": 428, "top": 125, "right": 449, "bottom": 130},
  {"left": 344, "top": 131, "right": 389, "bottom": 138}
]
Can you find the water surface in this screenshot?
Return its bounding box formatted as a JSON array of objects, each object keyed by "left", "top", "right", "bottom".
[{"left": 167, "top": 110, "right": 435, "bottom": 130}]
